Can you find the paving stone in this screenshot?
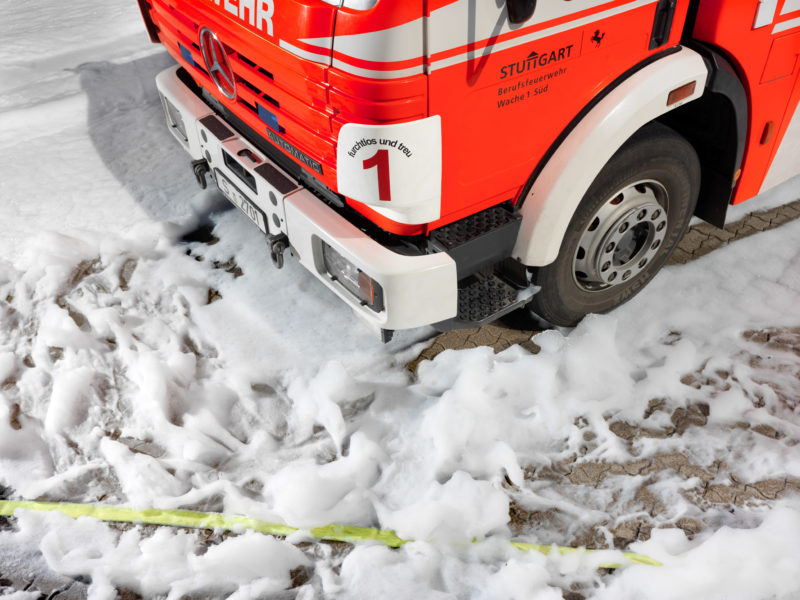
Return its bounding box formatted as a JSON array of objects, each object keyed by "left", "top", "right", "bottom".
[
  {"left": 709, "top": 228, "right": 735, "bottom": 242},
  {"left": 730, "top": 223, "right": 760, "bottom": 238},
  {"left": 678, "top": 229, "right": 709, "bottom": 252},
  {"left": 609, "top": 421, "right": 637, "bottom": 440},
  {"left": 752, "top": 424, "right": 785, "bottom": 439},
  {"left": 770, "top": 212, "right": 793, "bottom": 226},
  {"left": 785, "top": 477, "right": 800, "bottom": 492},
  {"left": 466, "top": 326, "right": 502, "bottom": 348},
  {"left": 671, "top": 404, "right": 708, "bottom": 434},
  {"left": 655, "top": 452, "right": 689, "bottom": 471},
  {"left": 704, "top": 484, "right": 738, "bottom": 504},
  {"left": 441, "top": 329, "right": 471, "bottom": 346},
  {"left": 781, "top": 202, "right": 800, "bottom": 218},
  {"left": 676, "top": 518, "right": 703, "bottom": 537},
  {"left": 623, "top": 458, "right": 652, "bottom": 475},
  {"left": 676, "top": 463, "right": 710, "bottom": 480},
  {"left": 568, "top": 462, "right": 612, "bottom": 485},
  {"left": 0, "top": 548, "right": 89, "bottom": 599},
  {"left": 666, "top": 248, "right": 692, "bottom": 265},
  {"left": 611, "top": 521, "right": 640, "bottom": 547},
  {"left": 519, "top": 339, "right": 541, "bottom": 354},
  {"left": 751, "top": 479, "right": 786, "bottom": 500},
  {"left": 749, "top": 216, "right": 771, "bottom": 231}
]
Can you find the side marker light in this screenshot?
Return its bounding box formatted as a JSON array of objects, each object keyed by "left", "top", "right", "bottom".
[
  {"left": 761, "top": 121, "right": 775, "bottom": 145},
  {"left": 667, "top": 81, "right": 696, "bottom": 106},
  {"left": 321, "top": 242, "right": 384, "bottom": 312}
]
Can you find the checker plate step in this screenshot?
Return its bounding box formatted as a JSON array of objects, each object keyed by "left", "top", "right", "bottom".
[
  {"left": 434, "top": 273, "right": 535, "bottom": 331},
  {"left": 430, "top": 205, "right": 518, "bottom": 250},
  {"left": 429, "top": 204, "right": 522, "bottom": 280}
]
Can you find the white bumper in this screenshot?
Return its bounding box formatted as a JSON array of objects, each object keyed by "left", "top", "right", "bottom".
[{"left": 155, "top": 66, "right": 457, "bottom": 332}]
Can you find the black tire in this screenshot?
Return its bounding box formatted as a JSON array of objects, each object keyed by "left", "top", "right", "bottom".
[{"left": 529, "top": 122, "right": 700, "bottom": 326}]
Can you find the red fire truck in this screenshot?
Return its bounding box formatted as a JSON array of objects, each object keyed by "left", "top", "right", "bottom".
[{"left": 137, "top": 0, "right": 800, "bottom": 339}]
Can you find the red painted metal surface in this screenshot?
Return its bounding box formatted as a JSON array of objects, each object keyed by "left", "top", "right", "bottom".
[
  {"left": 693, "top": 0, "right": 800, "bottom": 203},
  {"left": 140, "top": 0, "right": 800, "bottom": 234}
]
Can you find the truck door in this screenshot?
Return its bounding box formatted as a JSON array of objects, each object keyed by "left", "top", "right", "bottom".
[
  {"left": 693, "top": 0, "right": 800, "bottom": 199},
  {"left": 425, "top": 0, "right": 692, "bottom": 229},
  {"left": 759, "top": 0, "right": 800, "bottom": 192}
]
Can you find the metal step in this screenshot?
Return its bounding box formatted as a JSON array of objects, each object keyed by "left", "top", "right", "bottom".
[
  {"left": 435, "top": 273, "right": 535, "bottom": 331},
  {"left": 429, "top": 204, "right": 521, "bottom": 280}
]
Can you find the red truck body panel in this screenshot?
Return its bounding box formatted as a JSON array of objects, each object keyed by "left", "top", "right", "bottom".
[
  {"left": 427, "top": 0, "right": 691, "bottom": 228},
  {"left": 142, "top": 0, "right": 800, "bottom": 234},
  {"left": 693, "top": 0, "right": 800, "bottom": 204}
]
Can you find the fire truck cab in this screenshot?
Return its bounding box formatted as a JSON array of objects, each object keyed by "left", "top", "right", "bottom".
[{"left": 138, "top": 0, "right": 800, "bottom": 338}]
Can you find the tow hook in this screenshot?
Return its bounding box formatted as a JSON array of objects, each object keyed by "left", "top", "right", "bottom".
[
  {"left": 191, "top": 159, "right": 210, "bottom": 189},
  {"left": 268, "top": 234, "right": 288, "bottom": 269}
]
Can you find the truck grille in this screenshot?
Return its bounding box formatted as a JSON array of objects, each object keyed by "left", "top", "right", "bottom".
[{"left": 146, "top": 0, "right": 336, "bottom": 176}]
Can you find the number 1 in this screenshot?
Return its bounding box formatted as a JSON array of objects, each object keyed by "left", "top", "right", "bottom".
[{"left": 362, "top": 149, "right": 391, "bottom": 201}]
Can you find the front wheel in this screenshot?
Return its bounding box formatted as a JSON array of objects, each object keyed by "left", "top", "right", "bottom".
[{"left": 529, "top": 123, "right": 700, "bottom": 326}]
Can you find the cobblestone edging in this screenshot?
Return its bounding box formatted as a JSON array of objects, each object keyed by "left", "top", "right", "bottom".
[
  {"left": 667, "top": 198, "right": 800, "bottom": 266},
  {"left": 407, "top": 197, "right": 800, "bottom": 371}
]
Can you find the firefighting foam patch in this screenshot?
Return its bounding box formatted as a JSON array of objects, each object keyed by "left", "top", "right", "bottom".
[{"left": 0, "top": 500, "right": 662, "bottom": 568}]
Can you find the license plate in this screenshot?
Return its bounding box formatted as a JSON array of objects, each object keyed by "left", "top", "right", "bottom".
[{"left": 215, "top": 170, "right": 268, "bottom": 234}]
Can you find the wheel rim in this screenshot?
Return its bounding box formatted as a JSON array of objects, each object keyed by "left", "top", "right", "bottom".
[{"left": 572, "top": 180, "right": 669, "bottom": 292}]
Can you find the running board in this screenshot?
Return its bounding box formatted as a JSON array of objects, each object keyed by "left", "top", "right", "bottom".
[
  {"left": 434, "top": 272, "right": 535, "bottom": 332},
  {"left": 429, "top": 204, "right": 521, "bottom": 280}
]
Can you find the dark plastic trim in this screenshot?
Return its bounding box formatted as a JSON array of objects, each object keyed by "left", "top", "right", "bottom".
[
  {"left": 693, "top": 44, "right": 748, "bottom": 178},
  {"left": 136, "top": 0, "right": 160, "bottom": 43},
  {"left": 677, "top": 42, "right": 749, "bottom": 226},
  {"left": 255, "top": 163, "right": 298, "bottom": 195},
  {"left": 428, "top": 203, "right": 521, "bottom": 280},
  {"left": 507, "top": 0, "right": 536, "bottom": 24},
  {"left": 649, "top": 0, "right": 678, "bottom": 50},
  {"left": 199, "top": 115, "right": 234, "bottom": 141}
]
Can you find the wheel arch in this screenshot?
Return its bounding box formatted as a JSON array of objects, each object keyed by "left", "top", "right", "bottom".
[
  {"left": 657, "top": 44, "right": 748, "bottom": 227},
  {"left": 512, "top": 47, "right": 709, "bottom": 267}
]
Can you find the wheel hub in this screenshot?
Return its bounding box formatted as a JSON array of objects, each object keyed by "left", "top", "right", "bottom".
[{"left": 573, "top": 181, "right": 669, "bottom": 291}]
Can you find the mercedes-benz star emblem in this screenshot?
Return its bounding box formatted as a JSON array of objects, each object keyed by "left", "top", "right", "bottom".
[{"left": 199, "top": 27, "right": 237, "bottom": 100}]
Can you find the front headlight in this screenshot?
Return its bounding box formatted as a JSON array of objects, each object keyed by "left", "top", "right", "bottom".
[
  {"left": 162, "top": 96, "right": 188, "bottom": 142},
  {"left": 322, "top": 242, "right": 384, "bottom": 312}
]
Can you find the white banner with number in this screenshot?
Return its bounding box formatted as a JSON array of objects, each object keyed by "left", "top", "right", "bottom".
[{"left": 336, "top": 116, "right": 442, "bottom": 224}]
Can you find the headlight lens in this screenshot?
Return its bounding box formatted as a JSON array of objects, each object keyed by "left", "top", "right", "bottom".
[
  {"left": 162, "top": 96, "right": 188, "bottom": 142},
  {"left": 322, "top": 242, "right": 384, "bottom": 312}
]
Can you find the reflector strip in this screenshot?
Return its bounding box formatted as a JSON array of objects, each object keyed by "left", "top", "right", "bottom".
[
  {"left": 0, "top": 500, "right": 661, "bottom": 568},
  {"left": 773, "top": 14, "right": 800, "bottom": 33},
  {"left": 761, "top": 121, "right": 776, "bottom": 145}
]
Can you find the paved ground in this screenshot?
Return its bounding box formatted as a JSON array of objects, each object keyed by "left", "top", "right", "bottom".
[
  {"left": 508, "top": 321, "right": 800, "bottom": 539},
  {"left": 2, "top": 199, "right": 799, "bottom": 599},
  {"left": 405, "top": 197, "right": 800, "bottom": 599},
  {"left": 502, "top": 320, "right": 800, "bottom": 600},
  {"left": 407, "top": 197, "right": 800, "bottom": 372}
]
